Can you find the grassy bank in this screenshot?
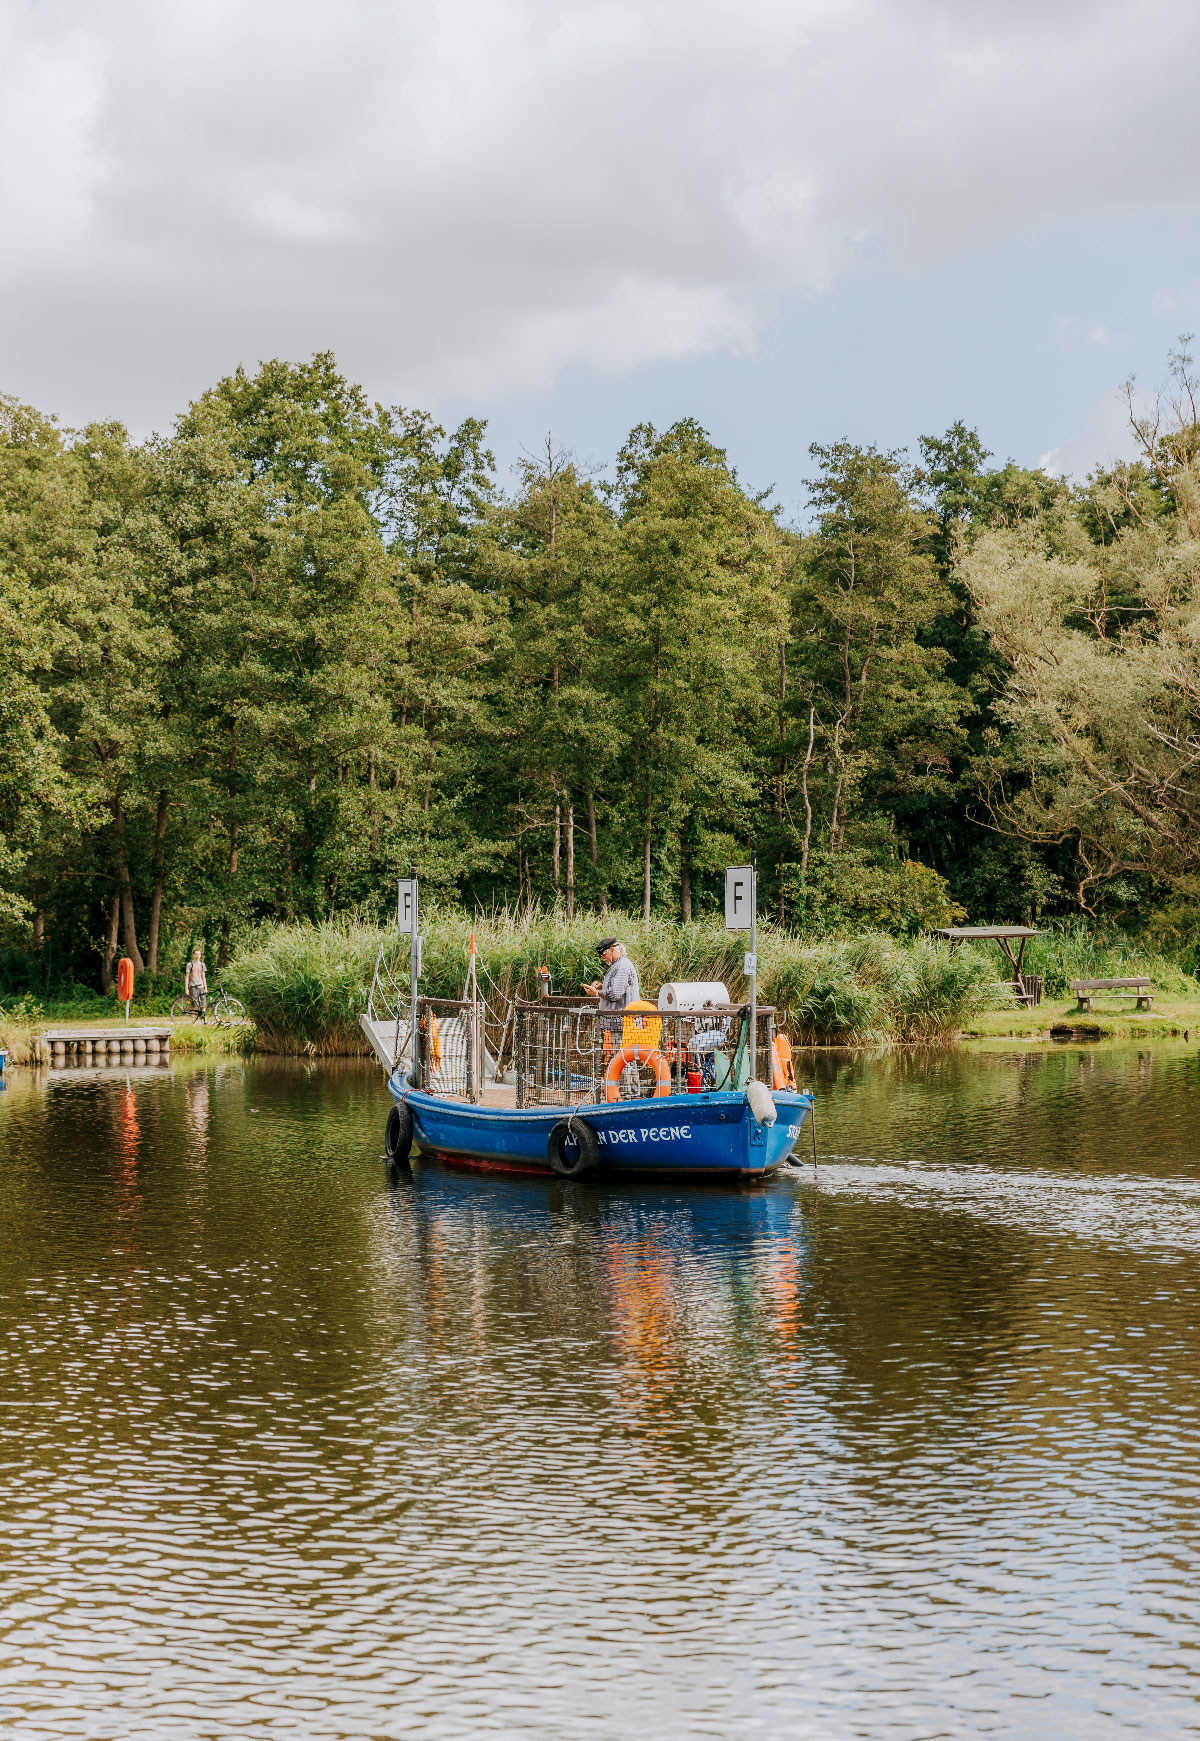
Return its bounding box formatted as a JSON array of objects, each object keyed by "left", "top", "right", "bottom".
[
  {"left": 0, "top": 996, "right": 42, "bottom": 1066},
  {"left": 967, "top": 995, "right": 1200, "bottom": 1043},
  {"left": 957, "top": 920, "right": 1200, "bottom": 1041},
  {"left": 224, "top": 909, "right": 999, "bottom": 1053}
]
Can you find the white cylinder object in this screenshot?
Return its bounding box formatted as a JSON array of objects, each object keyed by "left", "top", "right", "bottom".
[{"left": 657, "top": 981, "right": 731, "bottom": 1012}]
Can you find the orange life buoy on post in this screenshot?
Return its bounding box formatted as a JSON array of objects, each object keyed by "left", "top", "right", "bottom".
[
  {"left": 771, "top": 1033, "right": 796, "bottom": 1091},
  {"left": 116, "top": 958, "right": 134, "bottom": 1003},
  {"left": 604, "top": 1043, "right": 672, "bottom": 1102}
]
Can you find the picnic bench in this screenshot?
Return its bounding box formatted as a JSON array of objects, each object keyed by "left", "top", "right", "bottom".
[{"left": 1070, "top": 978, "right": 1154, "bottom": 1013}]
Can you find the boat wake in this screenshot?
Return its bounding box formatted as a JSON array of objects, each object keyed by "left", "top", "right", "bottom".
[{"left": 806, "top": 1156, "right": 1200, "bottom": 1254}]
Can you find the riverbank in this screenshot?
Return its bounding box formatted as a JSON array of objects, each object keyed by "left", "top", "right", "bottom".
[
  {"left": 222, "top": 910, "right": 1200, "bottom": 1053},
  {"left": 6, "top": 911, "right": 1194, "bottom": 1061},
  {"left": 6, "top": 1000, "right": 1199, "bottom": 1068},
  {"left": 966, "top": 992, "right": 1200, "bottom": 1042}
]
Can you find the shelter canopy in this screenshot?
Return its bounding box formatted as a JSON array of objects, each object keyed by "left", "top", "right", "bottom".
[
  {"left": 933, "top": 925, "right": 1044, "bottom": 1003},
  {"left": 932, "top": 926, "right": 1042, "bottom": 940}
]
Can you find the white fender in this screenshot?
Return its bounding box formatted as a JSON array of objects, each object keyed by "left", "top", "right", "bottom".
[{"left": 746, "top": 1078, "right": 778, "bottom": 1126}]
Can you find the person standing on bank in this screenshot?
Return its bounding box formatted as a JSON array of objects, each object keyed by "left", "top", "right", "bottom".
[{"left": 184, "top": 946, "right": 208, "bottom": 1018}]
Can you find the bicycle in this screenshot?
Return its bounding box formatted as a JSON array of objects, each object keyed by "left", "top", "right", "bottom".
[{"left": 170, "top": 981, "right": 247, "bottom": 1027}]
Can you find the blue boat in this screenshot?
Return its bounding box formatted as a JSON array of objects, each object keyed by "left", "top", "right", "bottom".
[
  {"left": 386, "top": 1076, "right": 814, "bottom": 1179},
  {"left": 364, "top": 973, "right": 815, "bottom": 1182}
]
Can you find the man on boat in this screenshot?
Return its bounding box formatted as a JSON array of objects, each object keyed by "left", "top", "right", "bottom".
[
  {"left": 586, "top": 938, "right": 643, "bottom": 1093},
  {"left": 585, "top": 937, "right": 640, "bottom": 1012}
]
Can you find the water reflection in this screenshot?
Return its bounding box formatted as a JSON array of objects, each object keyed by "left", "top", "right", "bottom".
[
  {"left": 1, "top": 1049, "right": 1199, "bottom": 1737},
  {"left": 185, "top": 1071, "right": 210, "bottom": 1157}
]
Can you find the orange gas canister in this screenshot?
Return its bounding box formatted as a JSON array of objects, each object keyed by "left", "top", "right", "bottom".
[{"left": 116, "top": 958, "right": 134, "bottom": 1003}]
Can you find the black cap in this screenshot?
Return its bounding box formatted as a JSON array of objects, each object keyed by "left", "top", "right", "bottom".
[{"left": 596, "top": 936, "right": 618, "bottom": 956}]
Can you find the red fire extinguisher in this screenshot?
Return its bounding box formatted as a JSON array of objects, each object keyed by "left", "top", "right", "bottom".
[{"left": 116, "top": 956, "right": 134, "bottom": 1020}]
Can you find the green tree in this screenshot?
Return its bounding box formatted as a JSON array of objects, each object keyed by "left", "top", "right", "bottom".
[
  {"left": 788, "top": 442, "right": 967, "bottom": 884},
  {"left": 486, "top": 441, "right": 621, "bottom": 913},
  {"left": 374, "top": 406, "right": 507, "bottom": 894},
  {"left": 172, "top": 355, "right": 397, "bottom": 955},
  {"left": 614, "top": 420, "right": 786, "bottom": 920},
  {"left": 0, "top": 402, "right": 177, "bottom": 985},
  {"left": 962, "top": 470, "right": 1200, "bottom": 908},
  {"left": 0, "top": 401, "right": 72, "bottom": 930}
]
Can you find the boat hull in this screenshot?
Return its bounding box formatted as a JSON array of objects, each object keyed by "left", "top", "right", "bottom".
[{"left": 387, "top": 1078, "right": 814, "bottom": 1176}]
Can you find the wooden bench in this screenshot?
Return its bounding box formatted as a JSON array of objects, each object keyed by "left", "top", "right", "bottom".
[{"left": 1070, "top": 978, "right": 1153, "bottom": 1013}]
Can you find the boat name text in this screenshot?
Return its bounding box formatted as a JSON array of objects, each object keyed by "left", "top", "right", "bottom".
[{"left": 596, "top": 1125, "right": 693, "bottom": 1146}]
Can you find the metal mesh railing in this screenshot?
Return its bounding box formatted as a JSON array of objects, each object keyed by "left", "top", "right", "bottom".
[
  {"left": 513, "top": 1001, "right": 777, "bottom": 1109},
  {"left": 416, "top": 998, "right": 484, "bottom": 1100},
  {"left": 483, "top": 992, "right": 596, "bottom": 1084},
  {"left": 514, "top": 1001, "right": 604, "bottom": 1109}
]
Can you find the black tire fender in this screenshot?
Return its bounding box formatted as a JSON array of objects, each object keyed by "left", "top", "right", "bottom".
[
  {"left": 547, "top": 1117, "right": 599, "bottom": 1179},
  {"left": 385, "top": 1102, "right": 414, "bottom": 1165}
]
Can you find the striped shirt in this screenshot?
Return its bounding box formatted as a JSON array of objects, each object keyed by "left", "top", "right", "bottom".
[{"left": 599, "top": 955, "right": 640, "bottom": 1011}]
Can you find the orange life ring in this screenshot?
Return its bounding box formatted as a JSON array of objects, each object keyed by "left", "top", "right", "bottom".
[
  {"left": 604, "top": 1043, "right": 672, "bottom": 1102},
  {"left": 771, "top": 1033, "right": 796, "bottom": 1091}
]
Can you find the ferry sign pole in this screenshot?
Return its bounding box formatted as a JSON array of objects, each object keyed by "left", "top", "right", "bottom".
[
  {"left": 398, "top": 871, "right": 419, "bottom": 1083},
  {"left": 469, "top": 930, "right": 481, "bottom": 1103},
  {"left": 725, "top": 856, "right": 758, "bottom": 1080}
]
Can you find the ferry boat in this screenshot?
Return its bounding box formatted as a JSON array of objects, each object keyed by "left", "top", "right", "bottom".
[{"left": 360, "top": 959, "right": 814, "bottom": 1182}]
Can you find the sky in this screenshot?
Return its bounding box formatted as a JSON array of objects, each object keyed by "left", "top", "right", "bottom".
[{"left": 2, "top": 0, "right": 1199, "bottom": 516}]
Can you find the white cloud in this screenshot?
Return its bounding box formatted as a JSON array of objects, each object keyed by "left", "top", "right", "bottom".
[
  {"left": 1054, "top": 317, "right": 1123, "bottom": 351},
  {"left": 1153, "top": 281, "right": 1200, "bottom": 319},
  {"left": 1038, "top": 387, "right": 1150, "bottom": 479},
  {"left": 2, "top": 0, "right": 1200, "bottom": 428}
]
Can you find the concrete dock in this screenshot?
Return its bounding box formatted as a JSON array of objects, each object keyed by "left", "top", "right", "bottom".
[{"left": 39, "top": 1028, "right": 172, "bottom": 1066}]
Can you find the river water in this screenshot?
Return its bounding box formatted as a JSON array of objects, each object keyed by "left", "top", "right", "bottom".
[{"left": 2, "top": 1044, "right": 1199, "bottom": 1739}]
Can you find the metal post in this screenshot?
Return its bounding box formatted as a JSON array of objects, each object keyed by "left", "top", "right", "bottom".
[
  {"left": 409, "top": 865, "right": 419, "bottom": 1088},
  {"left": 749, "top": 850, "right": 758, "bottom": 1081},
  {"left": 469, "top": 930, "right": 480, "bottom": 1103}
]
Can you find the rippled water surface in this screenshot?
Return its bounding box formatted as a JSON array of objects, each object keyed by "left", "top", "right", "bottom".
[{"left": 3, "top": 1044, "right": 1200, "bottom": 1738}]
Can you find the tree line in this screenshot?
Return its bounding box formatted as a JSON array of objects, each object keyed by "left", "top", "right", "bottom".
[{"left": 2, "top": 344, "right": 1199, "bottom": 992}]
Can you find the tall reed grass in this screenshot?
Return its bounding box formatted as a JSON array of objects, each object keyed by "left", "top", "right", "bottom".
[
  {"left": 227, "top": 907, "right": 1000, "bottom": 1052},
  {"left": 0, "top": 994, "right": 43, "bottom": 1066}
]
